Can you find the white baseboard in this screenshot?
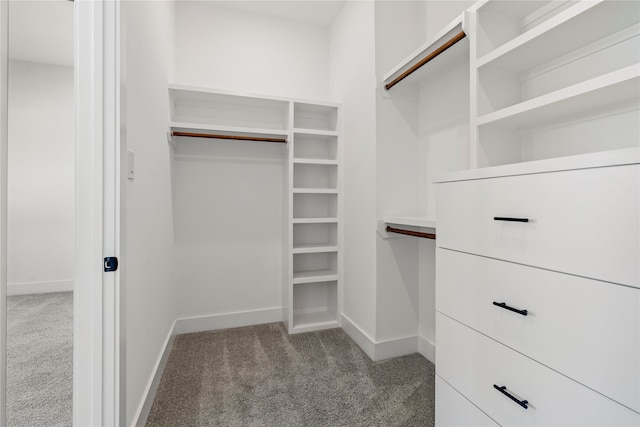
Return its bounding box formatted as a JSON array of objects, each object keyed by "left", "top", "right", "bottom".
[
  {"left": 341, "top": 314, "right": 376, "bottom": 360},
  {"left": 7, "top": 279, "right": 74, "bottom": 296},
  {"left": 341, "top": 314, "right": 419, "bottom": 362},
  {"left": 133, "top": 320, "right": 177, "bottom": 427},
  {"left": 419, "top": 335, "right": 436, "bottom": 364},
  {"left": 375, "top": 334, "right": 419, "bottom": 361},
  {"left": 175, "top": 307, "right": 282, "bottom": 335}
]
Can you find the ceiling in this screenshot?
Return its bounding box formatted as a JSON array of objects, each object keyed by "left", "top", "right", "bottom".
[{"left": 6, "top": 0, "right": 345, "bottom": 68}]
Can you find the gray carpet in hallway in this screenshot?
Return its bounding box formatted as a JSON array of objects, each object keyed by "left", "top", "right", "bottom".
[
  {"left": 6, "top": 292, "right": 73, "bottom": 427},
  {"left": 147, "top": 323, "right": 435, "bottom": 426}
]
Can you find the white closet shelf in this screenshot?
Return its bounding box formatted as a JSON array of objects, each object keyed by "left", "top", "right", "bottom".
[
  {"left": 292, "top": 244, "right": 338, "bottom": 254},
  {"left": 383, "top": 14, "right": 466, "bottom": 88},
  {"left": 292, "top": 218, "right": 339, "bottom": 224},
  {"left": 292, "top": 270, "right": 339, "bottom": 284},
  {"left": 170, "top": 122, "right": 288, "bottom": 142},
  {"left": 292, "top": 188, "right": 338, "bottom": 194},
  {"left": 292, "top": 312, "right": 338, "bottom": 332},
  {"left": 384, "top": 217, "right": 437, "bottom": 229},
  {"left": 476, "top": 1, "right": 640, "bottom": 71},
  {"left": 293, "top": 128, "right": 338, "bottom": 137},
  {"left": 477, "top": 66, "right": 640, "bottom": 129},
  {"left": 169, "top": 83, "right": 290, "bottom": 106},
  {"left": 293, "top": 158, "right": 338, "bottom": 165}
]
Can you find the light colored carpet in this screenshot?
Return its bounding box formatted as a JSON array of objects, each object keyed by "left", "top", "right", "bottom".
[
  {"left": 147, "top": 323, "right": 435, "bottom": 426},
  {"left": 6, "top": 292, "right": 73, "bottom": 427}
]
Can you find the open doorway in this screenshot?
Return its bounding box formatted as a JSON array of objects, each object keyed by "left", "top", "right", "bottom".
[{"left": 5, "top": 1, "right": 74, "bottom": 425}]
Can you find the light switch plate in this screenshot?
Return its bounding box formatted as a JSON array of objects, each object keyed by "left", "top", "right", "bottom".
[{"left": 127, "top": 150, "right": 135, "bottom": 180}]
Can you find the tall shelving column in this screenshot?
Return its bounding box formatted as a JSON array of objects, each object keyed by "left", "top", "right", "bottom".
[{"left": 285, "top": 102, "right": 341, "bottom": 334}]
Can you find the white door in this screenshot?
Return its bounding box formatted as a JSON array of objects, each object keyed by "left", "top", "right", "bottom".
[{"left": 0, "top": 1, "right": 123, "bottom": 425}]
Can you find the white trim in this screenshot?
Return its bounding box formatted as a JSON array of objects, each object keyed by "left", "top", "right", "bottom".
[
  {"left": 0, "top": 1, "right": 8, "bottom": 423},
  {"left": 341, "top": 314, "right": 423, "bottom": 362},
  {"left": 175, "top": 307, "right": 283, "bottom": 335},
  {"left": 375, "top": 335, "right": 419, "bottom": 361},
  {"left": 132, "top": 321, "right": 177, "bottom": 427},
  {"left": 340, "top": 314, "right": 376, "bottom": 360},
  {"left": 419, "top": 335, "right": 436, "bottom": 364},
  {"left": 7, "top": 280, "right": 74, "bottom": 296}
]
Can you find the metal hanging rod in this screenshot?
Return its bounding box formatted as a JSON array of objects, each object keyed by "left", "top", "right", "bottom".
[
  {"left": 385, "top": 30, "right": 467, "bottom": 91},
  {"left": 171, "top": 131, "right": 287, "bottom": 144},
  {"left": 386, "top": 226, "right": 436, "bottom": 240}
]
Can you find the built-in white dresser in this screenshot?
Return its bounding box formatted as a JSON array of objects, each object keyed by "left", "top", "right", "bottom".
[{"left": 434, "top": 148, "right": 640, "bottom": 426}]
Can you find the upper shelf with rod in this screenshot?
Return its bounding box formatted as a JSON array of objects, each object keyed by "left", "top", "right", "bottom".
[
  {"left": 168, "top": 84, "right": 291, "bottom": 144},
  {"left": 383, "top": 13, "right": 468, "bottom": 90}
]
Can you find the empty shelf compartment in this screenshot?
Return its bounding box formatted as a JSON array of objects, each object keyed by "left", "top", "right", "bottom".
[
  {"left": 293, "top": 193, "right": 338, "bottom": 219},
  {"left": 292, "top": 252, "right": 338, "bottom": 283}
]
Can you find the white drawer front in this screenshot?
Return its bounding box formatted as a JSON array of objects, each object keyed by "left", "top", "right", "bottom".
[
  {"left": 436, "top": 313, "right": 640, "bottom": 426},
  {"left": 436, "top": 248, "right": 640, "bottom": 412},
  {"left": 436, "top": 164, "right": 639, "bottom": 287},
  {"left": 436, "top": 375, "right": 499, "bottom": 427}
]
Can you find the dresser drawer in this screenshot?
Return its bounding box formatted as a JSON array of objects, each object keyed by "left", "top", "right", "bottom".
[
  {"left": 436, "top": 313, "right": 640, "bottom": 426},
  {"left": 436, "top": 375, "right": 499, "bottom": 427},
  {"left": 436, "top": 248, "right": 640, "bottom": 412},
  {"left": 436, "top": 164, "right": 639, "bottom": 287}
]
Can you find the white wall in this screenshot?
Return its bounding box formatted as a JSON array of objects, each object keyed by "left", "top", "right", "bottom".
[
  {"left": 423, "top": 0, "right": 476, "bottom": 42},
  {"left": 172, "top": 2, "right": 334, "bottom": 322},
  {"left": 174, "top": 1, "right": 330, "bottom": 100},
  {"left": 172, "top": 141, "right": 284, "bottom": 319},
  {"left": 123, "top": 1, "right": 177, "bottom": 425},
  {"left": 329, "top": 1, "right": 378, "bottom": 340},
  {"left": 7, "top": 60, "right": 74, "bottom": 295},
  {"left": 374, "top": 1, "right": 423, "bottom": 344}
]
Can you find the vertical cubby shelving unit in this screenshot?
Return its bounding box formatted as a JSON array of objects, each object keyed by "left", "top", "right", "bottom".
[
  {"left": 168, "top": 84, "right": 341, "bottom": 335},
  {"left": 285, "top": 101, "right": 342, "bottom": 334}
]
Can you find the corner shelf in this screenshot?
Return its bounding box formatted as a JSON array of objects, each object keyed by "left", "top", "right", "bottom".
[
  {"left": 473, "top": 0, "right": 640, "bottom": 168},
  {"left": 477, "top": 66, "right": 640, "bottom": 129},
  {"left": 476, "top": 1, "right": 640, "bottom": 70}
]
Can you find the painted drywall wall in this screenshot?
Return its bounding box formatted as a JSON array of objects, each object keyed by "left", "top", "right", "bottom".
[
  {"left": 329, "top": 0, "right": 377, "bottom": 340},
  {"left": 174, "top": 1, "right": 330, "bottom": 100},
  {"left": 374, "top": 1, "right": 423, "bottom": 343},
  {"left": 123, "top": 1, "right": 177, "bottom": 425},
  {"left": 7, "top": 60, "right": 74, "bottom": 295},
  {"left": 423, "top": 0, "right": 476, "bottom": 42},
  {"left": 172, "top": 140, "right": 284, "bottom": 319}
]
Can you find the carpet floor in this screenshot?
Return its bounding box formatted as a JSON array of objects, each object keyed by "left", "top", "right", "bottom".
[
  {"left": 6, "top": 292, "right": 73, "bottom": 427},
  {"left": 147, "top": 323, "right": 435, "bottom": 427}
]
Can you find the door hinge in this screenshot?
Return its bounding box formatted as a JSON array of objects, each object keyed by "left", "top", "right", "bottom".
[{"left": 104, "top": 256, "right": 119, "bottom": 272}]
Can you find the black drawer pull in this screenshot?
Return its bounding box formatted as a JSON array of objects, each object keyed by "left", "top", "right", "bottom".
[
  {"left": 493, "top": 301, "right": 528, "bottom": 316},
  {"left": 493, "top": 384, "right": 529, "bottom": 409},
  {"left": 494, "top": 217, "right": 529, "bottom": 222}
]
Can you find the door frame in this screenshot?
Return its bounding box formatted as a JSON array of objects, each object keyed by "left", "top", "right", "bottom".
[
  {"left": 74, "top": 0, "right": 124, "bottom": 426},
  {"left": 0, "top": 0, "right": 122, "bottom": 425},
  {"left": 0, "top": 0, "right": 8, "bottom": 422}
]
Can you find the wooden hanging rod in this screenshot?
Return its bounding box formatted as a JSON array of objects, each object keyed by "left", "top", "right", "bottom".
[
  {"left": 385, "top": 30, "right": 467, "bottom": 90},
  {"left": 171, "top": 131, "right": 287, "bottom": 143},
  {"left": 386, "top": 226, "right": 436, "bottom": 240}
]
